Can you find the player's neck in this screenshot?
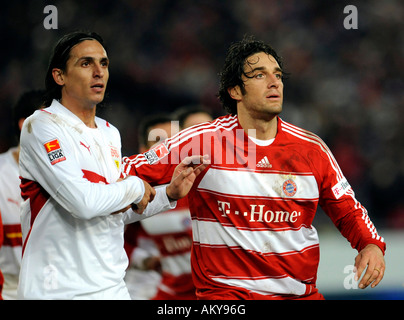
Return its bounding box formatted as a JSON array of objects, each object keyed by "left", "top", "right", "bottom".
[
  {"left": 60, "top": 96, "right": 97, "bottom": 128},
  {"left": 238, "top": 112, "right": 278, "bottom": 140}
]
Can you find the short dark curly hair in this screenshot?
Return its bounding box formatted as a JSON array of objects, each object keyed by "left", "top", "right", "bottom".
[{"left": 218, "top": 35, "right": 284, "bottom": 115}]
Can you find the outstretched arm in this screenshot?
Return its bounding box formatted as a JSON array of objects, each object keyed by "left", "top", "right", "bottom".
[{"left": 122, "top": 155, "right": 210, "bottom": 224}]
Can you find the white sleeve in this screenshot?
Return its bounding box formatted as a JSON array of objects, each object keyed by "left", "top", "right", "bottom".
[
  {"left": 123, "top": 185, "right": 176, "bottom": 224},
  {"left": 19, "top": 113, "right": 145, "bottom": 220}
]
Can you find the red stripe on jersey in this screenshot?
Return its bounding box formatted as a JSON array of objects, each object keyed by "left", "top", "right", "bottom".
[
  {"left": 20, "top": 179, "right": 50, "bottom": 256},
  {"left": 82, "top": 170, "right": 108, "bottom": 184},
  {"left": 2, "top": 224, "right": 22, "bottom": 247},
  {"left": 191, "top": 242, "right": 320, "bottom": 290},
  {"left": 156, "top": 272, "right": 196, "bottom": 299}
]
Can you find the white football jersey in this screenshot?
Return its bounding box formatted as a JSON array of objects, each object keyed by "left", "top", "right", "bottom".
[{"left": 18, "top": 100, "right": 174, "bottom": 299}]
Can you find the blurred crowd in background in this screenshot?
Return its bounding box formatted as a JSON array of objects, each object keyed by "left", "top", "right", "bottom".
[{"left": 0, "top": 0, "right": 403, "bottom": 229}]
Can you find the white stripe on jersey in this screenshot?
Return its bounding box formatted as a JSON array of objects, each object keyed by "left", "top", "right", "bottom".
[
  {"left": 192, "top": 219, "right": 319, "bottom": 256},
  {"left": 211, "top": 275, "right": 307, "bottom": 296},
  {"left": 160, "top": 252, "right": 192, "bottom": 277},
  {"left": 197, "top": 167, "right": 319, "bottom": 201},
  {"left": 141, "top": 209, "right": 190, "bottom": 235}
]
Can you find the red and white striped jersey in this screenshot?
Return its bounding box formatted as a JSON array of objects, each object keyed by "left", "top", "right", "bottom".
[
  {"left": 125, "top": 198, "right": 196, "bottom": 300},
  {"left": 0, "top": 147, "right": 23, "bottom": 299},
  {"left": 122, "top": 114, "right": 386, "bottom": 300}
]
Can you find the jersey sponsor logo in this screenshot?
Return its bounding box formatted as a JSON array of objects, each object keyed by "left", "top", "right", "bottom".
[
  {"left": 257, "top": 156, "right": 272, "bottom": 168},
  {"left": 144, "top": 143, "right": 170, "bottom": 164},
  {"left": 218, "top": 200, "right": 301, "bottom": 224},
  {"left": 44, "top": 138, "right": 66, "bottom": 165},
  {"left": 332, "top": 177, "right": 351, "bottom": 199},
  {"left": 283, "top": 179, "right": 297, "bottom": 197}
]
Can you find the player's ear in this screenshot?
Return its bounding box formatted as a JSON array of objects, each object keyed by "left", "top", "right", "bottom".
[
  {"left": 228, "top": 85, "right": 242, "bottom": 101},
  {"left": 52, "top": 68, "right": 65, "bottom": 86}
]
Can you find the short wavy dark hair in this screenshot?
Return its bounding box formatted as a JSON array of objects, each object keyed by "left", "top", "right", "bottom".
[
  {"left": 218, "top": 36, "right": 285, "bottom": 115},
  {"left": 44, "top": 31, "right": 105, "bottom": 107}
]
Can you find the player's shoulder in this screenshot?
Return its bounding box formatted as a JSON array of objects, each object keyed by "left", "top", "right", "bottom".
[
  {"left": 279, "top": 118, "right": 328, "bottom": 152},
  {"left": 210, "top": 113, "right": 238, "bottom": 129},
  {"left": 95, "top": 116, "right": 120, "bottom": 136},
  {"left": 167, "top": 113, "right": 237, "bottom": 146}
]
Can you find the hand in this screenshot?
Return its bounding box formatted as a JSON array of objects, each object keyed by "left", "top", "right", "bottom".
[
  {"left": 354, "top": 244, "right": 385, "bottom": 289},
  {"left": 166, "top": 155, "right": 210, "bottom": 200},
  {"left": 132, "top": 179, "right": 156, "bottom": 214},
  {"left": 143, "top": 256, "right": 162, "bottom": 272}
]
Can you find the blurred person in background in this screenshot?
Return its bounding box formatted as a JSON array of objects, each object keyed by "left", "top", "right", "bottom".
[
  {"left": 124, "top": 113, "right": 173, "bottom": 299},
  {"left": 173, "top": 105, "right": 214, "bottom": 130},
  {"left": 122, "top": 36, "right": 386, "bottom": 300},
  {"left": 0, "top": 89, "right": 45, "bottom": 299},
  {"left": 126, "top": 112, "right": 209, "bottom": 300},
  {"left": 17, "top": 31, "right": 208, "bottom": 299}
]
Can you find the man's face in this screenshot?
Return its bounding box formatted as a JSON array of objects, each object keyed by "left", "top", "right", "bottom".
[
  {"left": 232, "top": 52, "right": 284, "bottom": 119},
  {"left": 58, "top": 39, "right": 109, "bottom": 109}
]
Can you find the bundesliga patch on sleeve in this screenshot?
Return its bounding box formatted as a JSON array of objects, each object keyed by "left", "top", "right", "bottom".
[
  {"left": 44, "top": 138, "right": 66, "bottom": 165},
  {"left": 144, "top": 143, "right": 170, "bottom": 164},
  {"left": 332, "top": 177, "right": 351, "bottom": 199}
]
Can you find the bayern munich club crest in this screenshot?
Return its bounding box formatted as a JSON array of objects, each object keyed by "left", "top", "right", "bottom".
[{"left": 282, "top": 179, "right": 297, "bottom": 197}]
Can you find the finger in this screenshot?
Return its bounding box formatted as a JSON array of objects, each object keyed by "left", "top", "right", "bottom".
[
  {"left": 192, "top": 156, "right": 210, "bottom": 175},
  {"left": 371, "top": 267, "right": 385, "bottom": 288},
  {"left": 181, "top": 167, "right": 194, "bottom": 178},
  {"left": 149, "top": 187, "right": 156, "bottom": 202},
  {"left": 181, "top": 155, "right": 202, "bottom": 166},
  {"left": 182, "top": 154, "right": 210, "bottom": 167},
  {"left": 354, "top": 255, "right": 367, "bottom": 282},
  {"left": 360, "top": 268, "right": 374, "bottom": 289},
  {"left": 358, "top": 262, "right": 377, "bottom": 289},
  {"left": 133, "top": 203, "right": 144, "bottom": 214},
  {"left": 193, "top": 163, "right": 209, "bottom": 176}
]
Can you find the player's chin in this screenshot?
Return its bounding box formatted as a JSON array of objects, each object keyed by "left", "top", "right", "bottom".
[
  {"left": 267, "top": 104, "right": 283, "bottom": 115},
  {"left": 91, "top": 93, "right": 106, "bottom": 105}
]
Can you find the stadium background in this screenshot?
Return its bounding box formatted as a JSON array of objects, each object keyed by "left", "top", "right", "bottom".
[{"left": 0, "top": 0, "right": 403, "bottom": 299}]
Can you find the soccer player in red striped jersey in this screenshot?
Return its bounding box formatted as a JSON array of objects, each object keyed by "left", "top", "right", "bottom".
[{"left": 122, "top": 36, "right": 386, "bottom": 299}]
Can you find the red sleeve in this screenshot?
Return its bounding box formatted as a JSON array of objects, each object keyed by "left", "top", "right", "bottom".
[
  {"left": 121, "top": 142, "right": 179, "bottom": 185},
  {"left": 312, "top": 145, "right": 386, "bottom": 255},
  {"left": 122, "top": 125, "right": 205, "bottom": 185}
]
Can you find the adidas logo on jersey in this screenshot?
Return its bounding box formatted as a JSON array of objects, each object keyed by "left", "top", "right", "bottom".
[{"left": 257, "top": 156, "right": 272, "bottom": 168}]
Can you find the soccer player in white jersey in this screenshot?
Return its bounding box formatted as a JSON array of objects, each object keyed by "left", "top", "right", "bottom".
[
  {"left": 17, "top": 32, "right": 208, "bottom": 300},
  {"left": 122, "top": 36, "right": 386, "bottom": 299}
]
